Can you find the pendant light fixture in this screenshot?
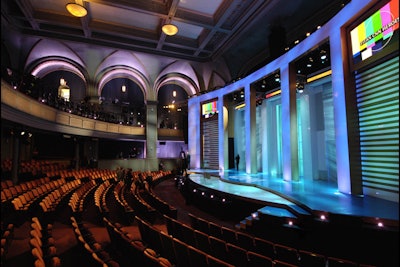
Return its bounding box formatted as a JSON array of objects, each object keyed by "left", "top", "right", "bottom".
[
  {"left": 66, "top": 2, "right": 88, "bottom": 17},
  {"left": 162, "top": 19, "right": 178, "bottom": 36}
]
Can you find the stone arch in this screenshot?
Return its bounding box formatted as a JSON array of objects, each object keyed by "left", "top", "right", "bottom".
[
  {"left": 95, "top": 51, "right": 151, "bottom": 100},
  {"left": 154, "top": 61, "right": 199, "bottom": 97},
  {"left": 29, "top": 57, "right": 87, "bottom": 83},
  {"left": 96, "top": 66, "right": 150, "bottom": 102}
]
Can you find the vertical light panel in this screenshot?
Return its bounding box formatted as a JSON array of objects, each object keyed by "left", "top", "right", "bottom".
[{"left": 355, "top": 56, "right": 399, "bottom": 202}]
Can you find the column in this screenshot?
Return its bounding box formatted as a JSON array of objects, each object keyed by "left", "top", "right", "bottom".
[
  {"left": 245, "top": 83, "right": 257, "bottom": 174},
  {"left": 146, "top": 101, "right": 158, "bottom": 170},
  {"left": 218, "top": 95, "right": 225, "bottom": 172},
  {"left": 281, "top": 63, "right": 299, "bottom": 181},
  {"left": 330, "top": 29, "right": 353, "bottom": 194},
  {"left": 188, "top": 97, "right": 201, "bottom": 170}
]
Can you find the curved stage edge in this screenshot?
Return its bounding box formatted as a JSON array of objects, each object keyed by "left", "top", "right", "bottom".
[{"left": 184, "top": 169, "right": 399, "bottom": 225}]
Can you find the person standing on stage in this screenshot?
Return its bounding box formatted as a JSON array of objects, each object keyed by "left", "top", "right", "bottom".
[
  {"left": 179, "top": 147, "right": 187, "bottom": 175},
  {"left": 235, "top": 154, "right": 240, "bottom": 171},
  {"left": 186, "top": 151, "right": 191, "bottom": 170}
]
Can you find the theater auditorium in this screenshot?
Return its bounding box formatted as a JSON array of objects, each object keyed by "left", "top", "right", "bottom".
[{"left": 1, "top": 0, "right": 398, "bottom": 266}]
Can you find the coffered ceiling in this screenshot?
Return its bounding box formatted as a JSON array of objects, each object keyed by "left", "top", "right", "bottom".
[{"left": 1, "top": 0, "right": 349, "bottom": 78}]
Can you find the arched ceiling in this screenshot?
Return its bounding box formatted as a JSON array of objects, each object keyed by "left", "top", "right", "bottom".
[{"left": 1, "top": 0, "right": 350, "bottom": 79}]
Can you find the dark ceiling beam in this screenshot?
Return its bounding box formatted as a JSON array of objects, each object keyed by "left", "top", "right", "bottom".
[{"left": 15, "top": 0, "right": 39, "bottom": 30}]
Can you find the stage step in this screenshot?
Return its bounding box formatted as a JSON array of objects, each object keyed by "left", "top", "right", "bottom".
[{"left": 237, "top": 213, "right": 260, "bottom": 231}]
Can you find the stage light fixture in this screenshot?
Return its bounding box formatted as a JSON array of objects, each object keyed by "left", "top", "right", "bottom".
[
  {"left": 66, "top": 3, "right": 87, "bottom": 17},
  {"left": 162, "top": 23, "right": 178, "bottom": 36}
]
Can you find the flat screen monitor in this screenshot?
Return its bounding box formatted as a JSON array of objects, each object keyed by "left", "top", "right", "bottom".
[
  {"left": 202, "top": 100, "right": 217, "bottom": 118},
  {"left": 350, "top": 0, "right": 399, "bottom": 64}
]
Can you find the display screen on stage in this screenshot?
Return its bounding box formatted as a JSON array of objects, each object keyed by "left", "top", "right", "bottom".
[
  {"left": 202, "top": 100, "right": 217, "bottom": 118},
  {"left": 350, "top": 0, "right": 399, "bottom": 64}
]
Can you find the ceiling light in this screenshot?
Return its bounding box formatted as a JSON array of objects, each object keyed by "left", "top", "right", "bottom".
[
  {"left": 66, "top": 3, "right": 87, "bottom": 17},
  {"left": 162, "top": 24, "right": 178, "bottom": 36},
  {"left": 121, "top": 85, "right": 126, "bottom": 93}
]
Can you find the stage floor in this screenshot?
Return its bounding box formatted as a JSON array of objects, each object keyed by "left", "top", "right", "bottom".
[{"left": 187, "top": 169, "right": 399, "bottom": 221}]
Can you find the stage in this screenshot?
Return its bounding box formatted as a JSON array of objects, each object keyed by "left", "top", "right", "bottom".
[{"left": 186, "top": 169, "right": 399, "bottom": 221}]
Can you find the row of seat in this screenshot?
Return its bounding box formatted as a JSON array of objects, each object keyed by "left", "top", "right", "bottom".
[
  {"left": 68, "top": 180, "right": 98, "bottom": 215},
  {"left": 125, "top": 182, "right": 159, "bottom": 223},
  {"left": 145, "top": 177, "right": 375, "bottom": 267},
  {"left": 171, "top": 206, "right": 372, "bottom": 267},
  {"left": 94, "top": 180, "right": 113, "bottom": 216},
  {"left": 1, "top": 177, "right": 51, "bottom": 204},
  {"left": 135, "top": 215, "right": 235, "bottom": 267},
  {"left": 1, "top": 159, "right": 69, "bottom": 175},
  {"left": 138, "top": 183, "right": 178, "bottom": 219},
  {"left": 38, "top": 179, "right": 82, "bottom": 216},
  {"left": 103, "top": 216, "right": 173, "bottom": 267},
  {"left": 0, "top": 223, "right": 14, "bottom": 265},
  {"left": 71, "top": 216, "right": 120, "bottom": 267},
  {"left": 30, "top": 217, "right": 61, "bottom": 267}
]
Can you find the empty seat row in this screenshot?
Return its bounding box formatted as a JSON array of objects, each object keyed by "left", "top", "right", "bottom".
[
  {"left": 135, "top": 215, "right": 234, "bottom": 267},
  {"left": 71, "top": 216, "right": 120, "bottom": 267},
  {"left": 30, "top": 217, "right": 61, "bottom": 267},
  {"left": 103, "top": 216, "right": 172, "bottom": 267}
]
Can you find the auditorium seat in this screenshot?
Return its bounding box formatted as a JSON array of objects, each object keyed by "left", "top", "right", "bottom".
[
  {"left": 225, "top": 242, "right": 249, "bottom": 267},
  {"left": 252, "top": 236, "right": 275, "bottom": 259},
  {"left": 274, "top": 259, "right": 299, "bottom": 267},
  {"left": 159, "top": 231, "right": 177, "bottom": 265},
  {"left": 172, "top": 237, "right": 191, "bottom": 267},
  {"left": 208, "top": 221, "right": 223, "bottom": 239},
  {"left": 327, "top": 256, "right": 358, "bottom": 266},
  {"left": 188, "top": 213, "right": 199, "bottom": 229},
  {"left": 247, "top": 251, "right": 274, "bottom": 267},
  {"left": 207, "top": 254, "right": 235, "bottom": 267},
  {"left": 274, "top": 243, "right": 300, "bottom": 265},
  {"left": 187, "top": 245, "right": 209, "bottom": 267},
  {"left": 298, "top": 249, "right": 326, "bottom": 267},
  {"left": 221, "top": 226, "right": 237, "bottom": 245},
  {"left": 194, "top": 229, "right": 211, "bottom": 254},
  {"left": 236, "top": 231, "right": 255, "bottom": 251},
  {"left": 144, "top": 248, "right": 173, "bottom": 267},
  {"left": 179, "top": 222, "right": 196, "bottom": 247},
  {"left": 208, "top": 235, "right": 228, "bottom": 262},
  {"left": 196, "top": 216, "right": 211, "bottom": 234}
]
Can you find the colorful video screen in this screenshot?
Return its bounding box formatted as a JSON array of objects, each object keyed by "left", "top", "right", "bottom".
[
  {"left": 350, "top": 0, "right": 399, "bottom": 64},
  {"left": 202, "top": 101, "right": 217, "bottom": 118}
]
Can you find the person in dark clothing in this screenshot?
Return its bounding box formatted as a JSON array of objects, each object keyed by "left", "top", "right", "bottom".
[
  {"left": 186, "top": 152, "right": 191, "bottom": 170},
  {"left": 179, "top": 147, "right": 187, "bottom": 175},
  {"left": 235, "top": 154, "right": 240, "bottom": 171}
]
